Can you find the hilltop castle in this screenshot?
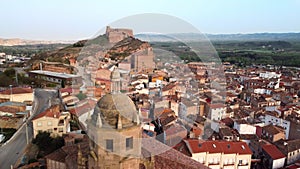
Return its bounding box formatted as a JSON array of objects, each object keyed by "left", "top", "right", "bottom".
[{"left": 106, "top": 26, "right": 133, "bottom": 43}]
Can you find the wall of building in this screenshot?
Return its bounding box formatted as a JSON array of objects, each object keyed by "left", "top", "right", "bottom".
[
  {"left": 46, "top": 159, "right": 66, "bottom": 169},
  {"left": 32, "top": 114, "right": 70, "bottom": 138},
  {"left": 130, "top": 48, "right": 155, "bottom": 72},
  {"left": 265, "top": 114, "right": 290, "bottom": 139},
  {"left": 234, "top": 123, "right": 256, "bottom": 135},
  {"left": 205, "top": 153, "right": 222, "bottom": 166},
  {"left": 0, "top": 93, "right": 33, "bottom": 103},
  {"left": 88, "top": 124, "right": 141, "bottom": 169},
  {"left": 272, "top": 158, "right": 285, "bottom": 169},
  {"left": 287, "top": 149, "right": 300, "bottom": 165},
  {"left": 236, "top": 154, "right": 251, "bottom": 169},
  {"left": 209, "top": 108, "right": 226, "bottom": 121}
]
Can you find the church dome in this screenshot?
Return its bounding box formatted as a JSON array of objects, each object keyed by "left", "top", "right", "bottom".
[
  {"left": 91, "top": 93, "right": 139, "bottom": 129},
  {"left": 90, "top": 67, "right": 139, "bottom": 129}
]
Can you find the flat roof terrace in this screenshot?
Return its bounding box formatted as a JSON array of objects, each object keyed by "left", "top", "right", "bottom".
[{"left": 29, "top": 70, "right": 81, "bottom": 79}]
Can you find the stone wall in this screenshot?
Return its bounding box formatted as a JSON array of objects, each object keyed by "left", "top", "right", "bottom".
[{"left": 106, "top": 26, "right": 133, "bottom": 43}]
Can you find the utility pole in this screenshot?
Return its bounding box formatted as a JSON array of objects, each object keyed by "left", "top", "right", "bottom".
[
  {"left": 15, "top": 69, "right": 18, "bottom": 86},
  {"left": 9, "top": 85, "right": 13, "bottom": 102},
  {"left": 25, "top": 122, "right": 29, "bottom": 144}
]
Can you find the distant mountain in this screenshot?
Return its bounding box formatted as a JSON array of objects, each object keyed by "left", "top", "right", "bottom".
[
  {"left": 135, "top": 33, "right": 300, "bottom": 42},
  {"left": 0, "top": 38, "right": 74, "bottom": 46}
]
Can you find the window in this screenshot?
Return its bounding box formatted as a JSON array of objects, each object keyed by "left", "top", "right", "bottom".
[
  {"left": 106, "top": 139, "right": 113, "bottom": 152},
  {"left": 47, "top": 129, "right": 53, "bottom": 133},
  {"left": 126, "top": 137, "right": 133, "bottom": 150},
  {"left": 58, "top": 128, "right": 63, "bottom": 132},
  {"left": 47, "top": 121, "right": 52, "bottom": 126},
  {"left": 198, "top": 157, "right": 204, "bottom": 163},
  {"left": 37, "top": 122, "right": 42, "bottom": 127}
]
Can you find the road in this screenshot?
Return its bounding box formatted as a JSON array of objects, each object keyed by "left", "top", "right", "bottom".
[{"left": 0, "top": 89, "right": 57, "bottom": 169}]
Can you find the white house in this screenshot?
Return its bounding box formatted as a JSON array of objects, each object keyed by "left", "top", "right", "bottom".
[
  {"left": 262, "top": 144, "right": 286, "bottom": 169},
  {"left": 259, "top": 72, "right": 281, "bottom": 79},
  {"left": 207, "top": 103, "right": 226, "bottom": 121},
  {"left": 264, "top": 114, "right": 290, "bottom": 139},
  {"left": 234, "top": 120, "right": 256, "bottom": 135}
]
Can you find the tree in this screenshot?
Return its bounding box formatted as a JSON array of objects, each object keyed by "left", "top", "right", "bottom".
[
  {"left": 0, "top": 74, "right": 14, "bottom": 87},
  {"left": 76, "top": 92, "right": 87, "bottom": 100},
  {"left": 4, "top": 68, "right": 16, "bottom": 78},
  {"left": 32, "top": 131, "right": 64, "bottom": 156},
  {"left": 32, "top": 131, "right": 52, "bottom": 151}
]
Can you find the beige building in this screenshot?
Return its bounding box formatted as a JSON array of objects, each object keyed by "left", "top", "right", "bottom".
[
  {"left": 0, "top": 87, "right": 33, "bottom": 104},
  {"left": 184, "top": 139, "right": 252, "bottom": 169},
  {"left": 32, "top": 105, "right": 70, "bottom": 138},
  {"left": 262, "top": 124, "right": 285, "bottom": 143}
]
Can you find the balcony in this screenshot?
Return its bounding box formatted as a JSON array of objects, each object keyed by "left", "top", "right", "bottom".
[
  {"left": 237, "top": 165, "right": 249, "bottom": 169},
  {"left": 223, "top": 165, "right": 235, "bottom": 169},
  {"left": 208, "top": 163, "right": 221, "bottom": 169},
  {"left": 208, "top": 162, "right": 220, "bottom": 167}
]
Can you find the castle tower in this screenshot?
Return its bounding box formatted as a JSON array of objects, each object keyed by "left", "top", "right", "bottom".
[{"left": 87, "top": 67, "right": 142, "bottom": 169}]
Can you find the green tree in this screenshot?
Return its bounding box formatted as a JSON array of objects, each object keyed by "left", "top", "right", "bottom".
[
  {"left": 32, "top": 131, "right": 64, "bottom": 156},
  {"left": 32, "top": 131, "right": 52, "bottom": 151},
  {"left": 76, "top": 92, "right": 87, "bottom": 100},
  {"left": 0, "top": 74, "right": 13, "bottom": 87},
  {"left": 4, "top": 68, "right": 16, "bottom": 78}
]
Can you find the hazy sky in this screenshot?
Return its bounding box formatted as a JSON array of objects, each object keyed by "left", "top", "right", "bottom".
[{"left": 1, "top": 0, "right": 300, "bottom": 40}]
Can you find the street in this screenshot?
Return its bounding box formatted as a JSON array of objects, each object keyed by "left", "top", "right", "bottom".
[{"left": 0, "top": 88, "right": 57, "bottom": 169}]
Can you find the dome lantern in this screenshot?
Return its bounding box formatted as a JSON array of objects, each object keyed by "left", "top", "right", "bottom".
[{"left": 110, "top": 67, "right": 121, "bottom": 94}]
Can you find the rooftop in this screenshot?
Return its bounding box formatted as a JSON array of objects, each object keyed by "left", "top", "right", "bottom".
[
  {"left": 263, "top": 124, "right": 284, "bottom": 135},
  {"left": 262, "top": 144, "right": 286, "bottom": 160},
  {"left": 0, "top": 87, "right": 33, "bottom": 95},
  {"left": 185, "top": 139, "right": 252, "bottom": 155},
  {"left": 32, "top": 105, "right": 62, "bottom": 120},
  {"left": 30, "top": 70, "right": 81, "bottom": 79}
]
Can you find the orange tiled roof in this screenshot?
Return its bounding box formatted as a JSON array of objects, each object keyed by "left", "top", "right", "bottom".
[
  {"left": 262, "top": 144, "right": 285, "bottom": 159},
  {"left": 208, "top": 103, "right": 225, "bottom": 109},
  {"left": 32, "top": 105, "right": 61, "bottom": 120},
  {"left": 185, "top": 139, "right": 252, "bottom": 155}
]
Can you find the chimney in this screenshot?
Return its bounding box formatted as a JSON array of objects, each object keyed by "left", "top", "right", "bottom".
[{"left": 40, "top": 62, "right": 43, "bottom": 71}]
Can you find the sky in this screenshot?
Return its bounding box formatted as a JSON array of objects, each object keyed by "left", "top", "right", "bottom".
[{"left": 0, "top": 0, "right": 300, "bottom": 40}]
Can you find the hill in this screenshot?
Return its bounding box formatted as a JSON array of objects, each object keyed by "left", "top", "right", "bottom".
[
  {"left": 135, "top": 32, "right": 300, "bottom": 42},
  {"left": 0, "top": 38, "right": 73, "bottom": 46}
]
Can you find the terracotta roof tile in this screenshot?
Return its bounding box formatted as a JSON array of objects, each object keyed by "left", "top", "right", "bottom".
[
  {"left": 262, "top": 144, "right": 286, "bottom": 159},
  {"left": 208, "top": 103, "right": 225, "bottom": 109},
  {"left": 0, "top": 87, "right": 33, "bottom": 95},
  {"left": 32, "top": 105, "right": 61, "bottom": 120},
  {"left": 185, "top": 139, "right": 252, "bottom": 155}
]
